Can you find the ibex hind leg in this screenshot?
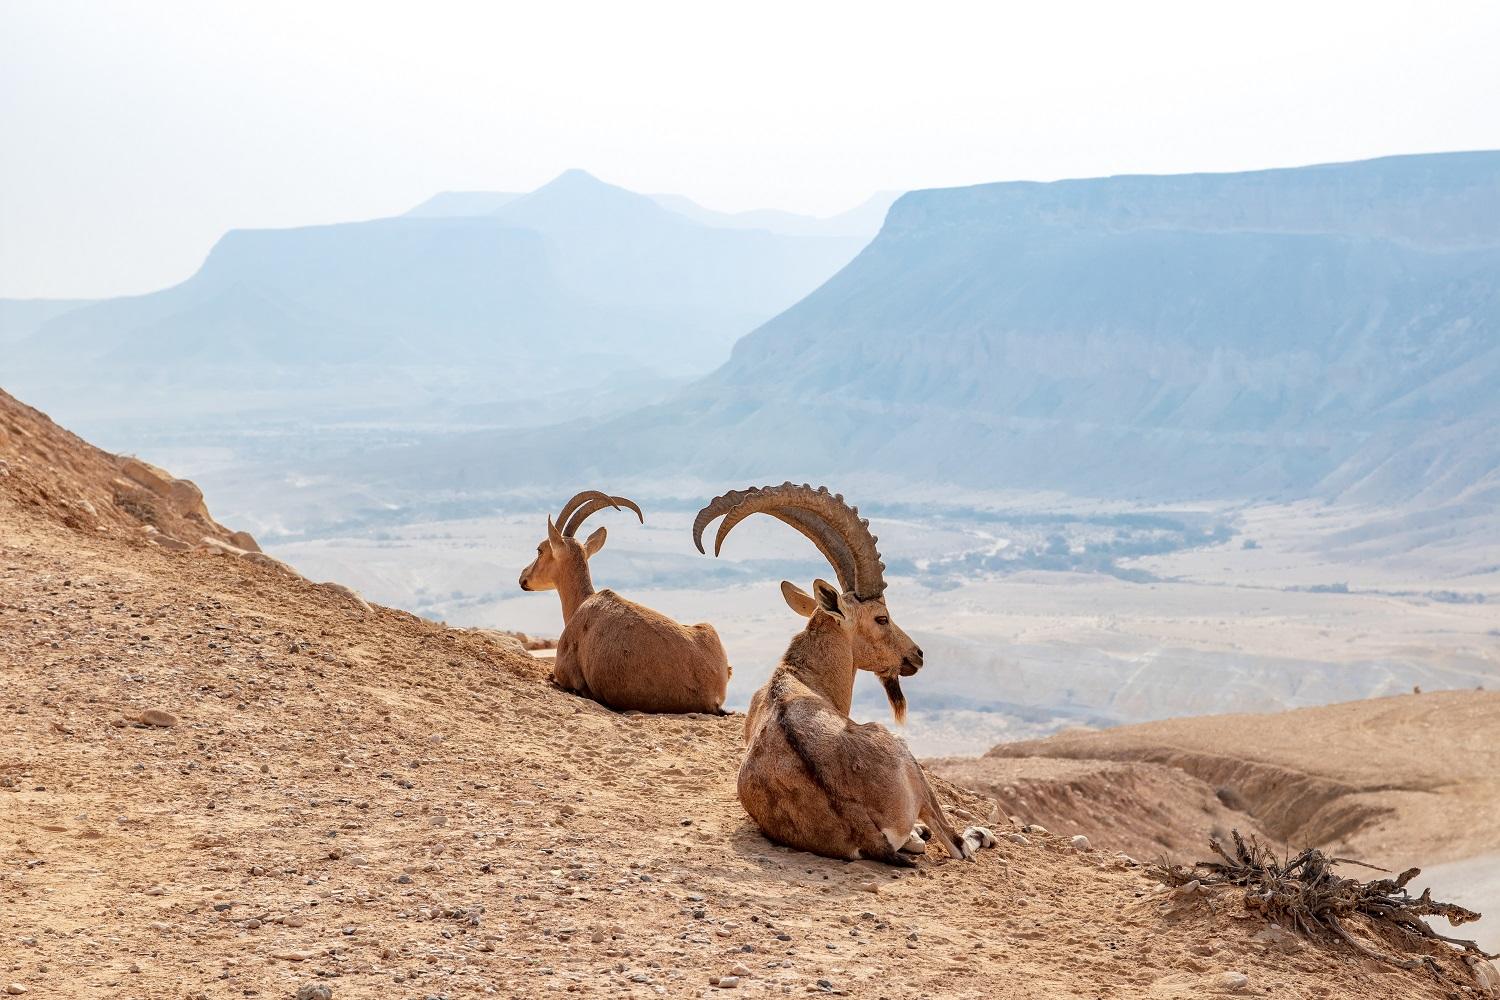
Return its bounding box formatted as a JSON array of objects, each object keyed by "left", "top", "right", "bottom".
[
  {"left": 900, "top": 823, "right": 931, "bottom": 854},
  {"left": 859, "top": 840, "right": 918, "bottom": 868},
  {"left": 911, "top": 765, "right": 972, "bottom": 860}
]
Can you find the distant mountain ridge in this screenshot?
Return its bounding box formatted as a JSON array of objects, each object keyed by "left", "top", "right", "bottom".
[
  {"left": 399, "top": 152, "right": 1500, "bottom": 509},
  {"left": 4, "top": 170, "right": 880, "bottom": 421},
  {"left": 403, "top": 178, "right": 896, "bottom": 239}
]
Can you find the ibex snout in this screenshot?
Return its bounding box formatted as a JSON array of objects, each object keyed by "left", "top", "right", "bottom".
[{"left": 900, "top": 647, "right": 923, "bottom": 676}]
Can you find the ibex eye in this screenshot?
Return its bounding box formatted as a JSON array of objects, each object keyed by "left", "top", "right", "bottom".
[{"left": 875, "top": 616, "right": 889, "bottom": 626}]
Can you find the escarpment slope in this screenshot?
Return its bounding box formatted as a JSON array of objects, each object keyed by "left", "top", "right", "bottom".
[
  {"left": 925, "top": 755, "right": 1278, "bottom": 863},
  {"left": 1, "top": 389, "right": 1491, "bottom": 998},
  {"left": 985, "top": 691, "right": 1500, "bottom": 867},
  {"left": 401, "top": 151, "right": 1500, "bottom": 512}
]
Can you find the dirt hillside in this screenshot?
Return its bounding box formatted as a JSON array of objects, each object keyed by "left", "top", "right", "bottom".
[
  {"left": 981, "top": 692, "right": 1500, "bottom": 867},
  {"left": 925, "top": 756, "right": 1276, "bottom": 863},
  {"left": 1, "top": 389, "right": 1493, "bottom": 999},
  {"left": 0, "top": 388, "right": 257, "bottom": 555}
]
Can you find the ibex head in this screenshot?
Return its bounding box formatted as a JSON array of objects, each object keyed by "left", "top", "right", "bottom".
[
  {"left": 694, "top": 483, "right": 921, "bottom": 721},
  {"left": 519, "top": 490, "right": 642, "bottom": 592}
]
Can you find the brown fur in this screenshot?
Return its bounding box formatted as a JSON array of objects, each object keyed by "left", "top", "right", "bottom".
[
  {"left": 519, "top": 519, "right": 730, "bottom": 714},
  {"left": 738, "top": 579, "right": 971, "bottom": 863}
]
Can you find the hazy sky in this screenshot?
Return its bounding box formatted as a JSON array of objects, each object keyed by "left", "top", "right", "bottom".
[{"left": 3, "top": 0, "right": 1498, "bottom": 298}]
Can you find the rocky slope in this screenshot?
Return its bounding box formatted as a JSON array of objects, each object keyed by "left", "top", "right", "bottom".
[
  {"left": 982, "top": 691, "right": 1500, "bottom": 867},
  {"left": 0, "top": 388, "right": 256, "bottom": 554},
  {"left": 925, "top": 756, "right": 1275, "bottom": 863},
  {"left": 1, "top": 389, "right": 1492, "bottom": 998}
]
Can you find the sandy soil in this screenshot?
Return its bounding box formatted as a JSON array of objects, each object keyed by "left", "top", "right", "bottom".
[
  {"left": 925, "top": 757, "right": 1274, "bottom": 863},
  {"left": 986, "top": 692, "right": 1500, "bottom": 866},
  {"left": 982, "top": 693, "right": 1500, "bottom": 954},
  {"left": 1, "top": 389, "right": 1494, "bottom": 999}
]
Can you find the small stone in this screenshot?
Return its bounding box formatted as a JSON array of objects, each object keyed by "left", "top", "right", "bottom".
[
  {"left": 1021, "top": 824, "right": 1048, "bottom": 835},
  {"left": 1001, "top": 833, "right": 1030, "bottom": 846},
  {"left": 137, "top": 709, "right": 177, "bottom": 728},
  {"left": 272, "top": 949, "right": 318, "bottom": 962},
  {"left": 249, "top": 865, "right": 265, "bottom": 876},
  {"left": 346, "top": 855, "right": 369, "bottom": 867},
  {"left": 5, "top": 985, "right": 26, "bottom": 996},
  {"left": 143, "top": 885, "right": 165, "bottom": 896},
  {"left": 716, "top": 976, "right": 740, "bottom": 988},
  {"left": 1471, "top": 959, "right": 1499, "bottom": 993},
  {"left": 1217, "top": 972, "right": 1249, "bottom": 992},
  {"left": 730, "top": 965, "right": 751, "bottom": 977},
  {"left": 284, "top": 913, "right": 306, "bottom": 928},
  {"left": 395, "top": 873, "right": 412, "bottom": 884},
  {"left": 1070, "top": 835, "right": 1091, "bottom": 851},
  {"left": 296, "top": 984, "right": 333, "bottom": 1000},
  {"left": 856, "top": 881, "right": 879, "bottom": 894}
]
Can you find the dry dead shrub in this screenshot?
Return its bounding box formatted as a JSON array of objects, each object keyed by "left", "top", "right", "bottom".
[{"left": 1153, "top": 830, "right": 1495, "bottom": 981}]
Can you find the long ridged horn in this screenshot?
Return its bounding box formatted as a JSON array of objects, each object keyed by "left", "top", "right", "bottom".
[
  {"left": 563, "top": 493, "right": 643, "bottom": 538},
  {"left": 556, "top": 490, "right": 616, "bottom": 530},
  {"left": 693, "top": 482, "right": 886, "bottom": 599}
]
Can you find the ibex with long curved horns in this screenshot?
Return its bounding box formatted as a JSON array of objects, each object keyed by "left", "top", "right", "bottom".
[
  {"left": 520, "top": 490, "right": 731, "bottom": 714},
  {"left": 695, "top": 483, "right": 980, "bottom": 865}
]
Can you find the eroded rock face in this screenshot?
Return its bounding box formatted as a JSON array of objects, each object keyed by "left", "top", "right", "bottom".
[
  {"left": 0, "top": 388, "right": 256, "bottom": 552},
  {"left": 120, "top": 458, "right": 212, "bottom": 521}
]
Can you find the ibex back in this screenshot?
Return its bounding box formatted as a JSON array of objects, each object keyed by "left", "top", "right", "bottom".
[{"left": 520, "top": 490, "right": 730, "bottom": 714}]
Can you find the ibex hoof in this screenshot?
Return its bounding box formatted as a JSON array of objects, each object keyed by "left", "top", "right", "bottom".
[
  {"left": 962, "top": 826, "right": 997, "bottom": 854},
  {"left": 900, "top": 823, "right": 932, "bottom": 854}
]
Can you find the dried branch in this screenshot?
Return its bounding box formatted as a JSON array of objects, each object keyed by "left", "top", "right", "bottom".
[{"left": 1151, "top": 830, "right": 1496, "bottom": 980}]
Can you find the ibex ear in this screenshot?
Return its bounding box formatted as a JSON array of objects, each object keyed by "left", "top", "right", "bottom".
[
  {"left": 546, "top": 515, "right": 565, "bottom": 555},
  {"left": 780, "top": 580, "right": 817, "bottom": 617},
  {"left": 812, "top": 578, "right": 844, "bottom": 619},
  {"left": 583, "top": 525, "right": 607, "bottom": 557}
]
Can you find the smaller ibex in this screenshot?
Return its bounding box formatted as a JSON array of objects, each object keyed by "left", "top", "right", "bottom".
[
  {"left": 520, "top": 490, "right": 731, "bottom": 714},
  {"left": 696, "top": 483, "right": 986, "bottom": 865}
]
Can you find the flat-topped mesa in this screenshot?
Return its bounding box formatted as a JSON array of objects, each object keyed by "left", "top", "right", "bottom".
[
  {"left": 518, "top": 488, "right": 731, "bottom": 714},
  {"left": 698, "top": 482, "right": 991, "bottom": 865}
]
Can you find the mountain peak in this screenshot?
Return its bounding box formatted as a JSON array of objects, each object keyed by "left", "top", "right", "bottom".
[
  {"left": 495, "top": 168, "right": 675, "bottom": 230},
  {"left": 548, "top": 167, "right": 605, "bottom": 185}
]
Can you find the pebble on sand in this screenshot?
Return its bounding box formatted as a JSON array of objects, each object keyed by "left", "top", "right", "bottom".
[
  {"left": 1070, "top": 835, "right": 1091, "bottom": 851},
  {"left": 5, "top": 985, "right": 27, "bottom": 996},
  {"left": 1217, "top": 971, "right": 1249, "bottom": 992}
]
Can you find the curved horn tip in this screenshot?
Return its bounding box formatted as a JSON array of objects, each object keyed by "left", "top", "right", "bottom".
[{"left": 611, "top": 496, "right": 644, "bottom": 523}]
